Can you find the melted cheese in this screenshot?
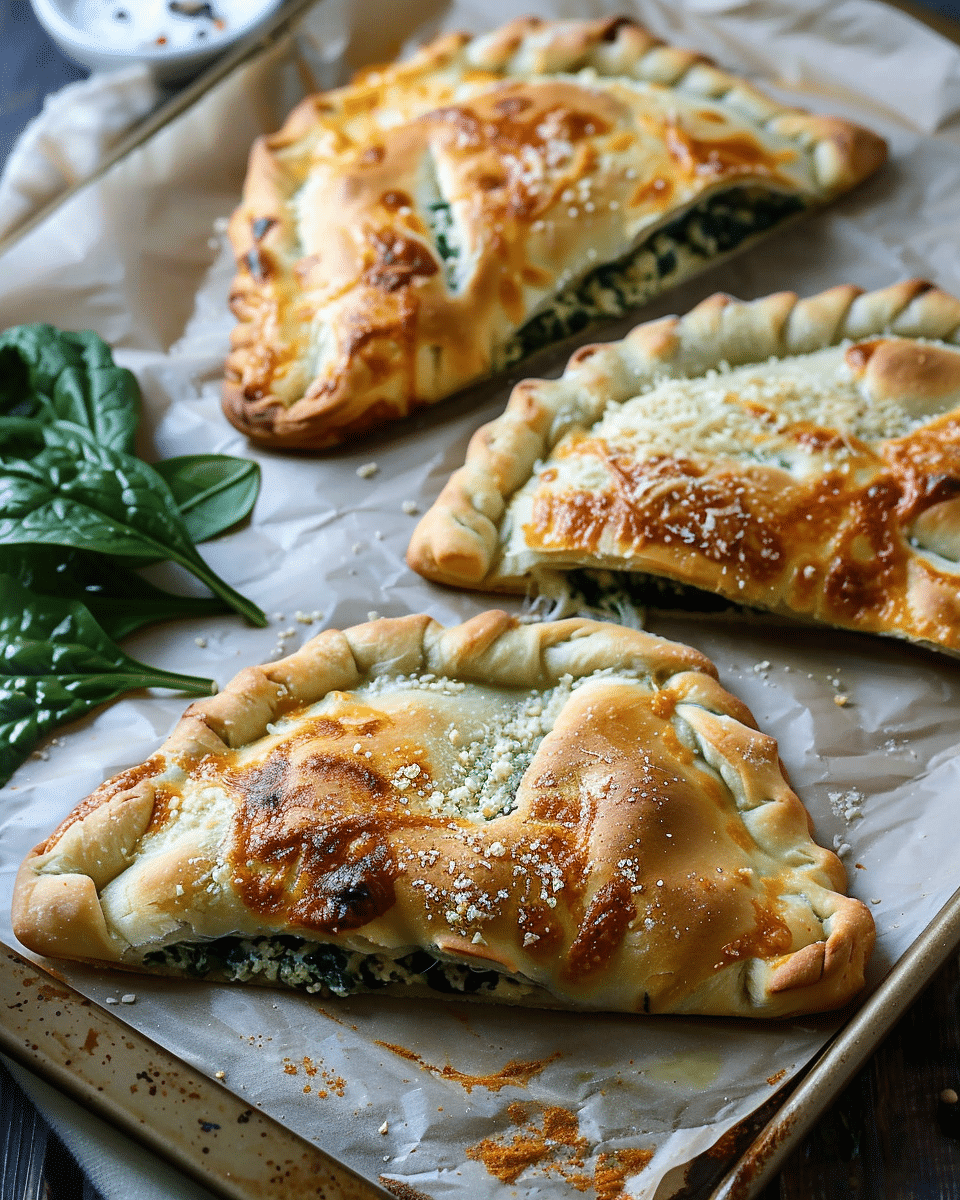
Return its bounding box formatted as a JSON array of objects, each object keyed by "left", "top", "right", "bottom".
[
  {"left": 494, "top": 337, "right": 960, "bottom": 648},
  {"left": 223, "top": 17, "right": 883, "bottom": 447},
  {"left": 16, "top": 611, "right": 874, "bottom": 1015}
]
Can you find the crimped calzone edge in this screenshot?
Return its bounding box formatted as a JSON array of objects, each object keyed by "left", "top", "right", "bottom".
[
  {"left": 13, "top": 611, "right": 873, "bottom": 1018},
  {"left": 224, "top": 14, "right": 885, "bottom": 449},
  {"left": 408, "top": 280, "right": 960, "bottom": 656}
]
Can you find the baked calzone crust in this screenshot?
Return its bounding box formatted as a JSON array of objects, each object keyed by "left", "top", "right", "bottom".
[
  {"left": 224, "top": 15, "right": 885, "bottom": 449},
  {"left": 13, "top": 611, "right": 873, "bottom": 1018},
  {"left": 408, "top": 281, "right": 960, "bottom": 656}
]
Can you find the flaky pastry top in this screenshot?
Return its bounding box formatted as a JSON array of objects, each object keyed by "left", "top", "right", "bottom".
[
  {"left": 223, "top": 14, "right": 884, "bottom": 448},
  {"left": 13, "top": 611, "right": 873, "bottom": 1017}
]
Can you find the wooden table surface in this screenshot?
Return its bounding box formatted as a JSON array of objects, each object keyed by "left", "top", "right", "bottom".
[
  {"left": 3, "top": 2, "right": 960, "bottom": 1199},
  {"left": 763, "top": 951, "right": 960, "bottom": 1200}
]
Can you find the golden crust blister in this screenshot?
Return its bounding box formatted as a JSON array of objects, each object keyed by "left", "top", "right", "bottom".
[
  {"left": 13, "top": 612, "right": 873, "bottom": 1018},
  {"left": 408, "top": 280, "right": 960, "bottom": 656},
  {"left": 223, "top": 14, "right": 885, "bottom": 449}
]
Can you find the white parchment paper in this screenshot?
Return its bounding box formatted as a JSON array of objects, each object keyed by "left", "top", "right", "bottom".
[{"left": 2, "top": 1, "right": 960, "bottom": 1196}]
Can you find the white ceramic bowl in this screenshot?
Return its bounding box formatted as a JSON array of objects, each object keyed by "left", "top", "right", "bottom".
[{"left": 31, "top": 0, "right": 285, "bottom": 85}]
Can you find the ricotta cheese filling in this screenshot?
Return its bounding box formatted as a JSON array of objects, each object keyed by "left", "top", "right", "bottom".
[
  {"left": 500, "top": 185, "right": 805, "bottom": 367},
  {"left": 530, "top": 567, "right": 758, "bottom": 627},
  {"left": 142, "top": 935, "right": 536, "bottom": 999}
]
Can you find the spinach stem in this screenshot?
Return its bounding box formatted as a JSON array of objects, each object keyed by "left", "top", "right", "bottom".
[
  {"left": 111, "top": 669, "right": 217, "bottom": 695},
  {"left": 171, "top": 547, "right": 268, "bottom": 627}
]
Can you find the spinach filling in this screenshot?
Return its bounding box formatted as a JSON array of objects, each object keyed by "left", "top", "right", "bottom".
[
  {"left": 426, "top": 200, "right": 460, "bottom": 291},
  {"left": 502, "top": 186, "right": 806, "bottom": 366},
  {"left": 557, "top": 568, "right": 768, "bottom": 623},
  {"left": 142, "top": 935, "right": 511, "bottom": 998}
]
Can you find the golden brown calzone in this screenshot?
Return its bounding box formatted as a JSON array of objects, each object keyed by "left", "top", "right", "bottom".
[
  {"left": 223, "top": 15, "right": 885, "bottom": 449},
  {"left": 408, "top": 281, "right": 960, "bottom": 656},
  {"left": 13, "top": 612, "right": 873, "bottom": 1017}
]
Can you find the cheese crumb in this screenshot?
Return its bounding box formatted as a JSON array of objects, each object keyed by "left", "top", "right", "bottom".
[
  {"left": 378, "top": 1121, "right": 389, "bottom": 1135},
  {"left": 356, "top": 462, "right": 379, "bottom": 479},
  {"left": 834, "top": 694, "right": 849, "bottom": 707},
  {"left": 194, "top": 636, "right": 207, "bottom": 648},
  {"left": 401, "top": 500, "right": 419, "bottom": 515},
  {"left": 120, "top": 994, "right": 137, "bottom": 1004}
]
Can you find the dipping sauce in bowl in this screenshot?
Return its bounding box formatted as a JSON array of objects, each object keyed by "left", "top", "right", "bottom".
[{"left": 32, "top": 0, "right": 285, "bottom": 83}]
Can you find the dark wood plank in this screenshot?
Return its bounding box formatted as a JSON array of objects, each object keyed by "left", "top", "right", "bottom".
[{"left": 767, "top": 953, "right": 960, "bottom": 1200}]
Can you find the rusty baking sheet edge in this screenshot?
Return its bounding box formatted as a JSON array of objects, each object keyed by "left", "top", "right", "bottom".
[
  {"left": 0, "top": 943, "right": 393, "bottom": 1200},
  {"left": 708, "top": 881, "right": 960, "bottom": 1200}
]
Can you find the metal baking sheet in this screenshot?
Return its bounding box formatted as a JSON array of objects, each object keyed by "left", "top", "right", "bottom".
[
  {"left": 0, "top": 945, "right": 390, "bottom": 1200},
  {"left": 2, "top": 1, "right": 960, "bottom": 1197}
]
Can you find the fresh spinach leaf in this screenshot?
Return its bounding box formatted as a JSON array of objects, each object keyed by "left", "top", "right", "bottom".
[
  {"left": 153, "top": 454, "right": 261, "bottom": 544},
  {"left": 0, "top": 415, "right": 46, "bottom": 459},
  {"left": 0, "top": 545, "right": 230, "bottom": 641},
  {"left": 0, "top": 574, "right": 215, "bottom": 786},
  {"left": 0, "top": 430, "right": 267, "bottom": 626},
  {"left": 0, "top": 325, "right": 139, "bottom": 454}
]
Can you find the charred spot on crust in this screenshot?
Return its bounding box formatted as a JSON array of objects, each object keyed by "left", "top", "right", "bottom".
[
  {"left": 229, "top": 749, "right": 400, "bottom": 933},
  {"left": 380, "top": 190, "right": 412, "bottom": 211},
  {"left": 364, "top": 230, "right": 439, "bottom": 292}
]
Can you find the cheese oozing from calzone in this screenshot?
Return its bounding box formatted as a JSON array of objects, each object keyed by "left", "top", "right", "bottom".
[
  {"left": 12, "top": 612, "right": 873, "bottom": 1018},
  {"left": 408, "top": 281, "right": 960, "bottom": 656},
  {"left": 223, "top": 15, "right": 885, "bottom": 449}
]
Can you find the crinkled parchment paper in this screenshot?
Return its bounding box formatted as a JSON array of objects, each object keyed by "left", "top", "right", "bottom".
[{"left": 2, "top": 1, "right": 960, "bottom": 1196}]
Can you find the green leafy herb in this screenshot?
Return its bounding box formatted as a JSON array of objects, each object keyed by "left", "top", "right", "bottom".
[
  {"left": 0, "top": 575, "right": 214, "bottom": 785},
  {"left": 0, "top": 322, "right": 267, "bottom": 783},
  {"left": 153, "top": 454, "right": 261, "bottom": 544},
  {"left": 0, "top": 427, "right": 266, "bottom": 627},
  {"left": 0, "top": 545, "right": 230, "bottom": 641},
  {"left": 0, "top": 325, "right": 139, "bottom": 453}
]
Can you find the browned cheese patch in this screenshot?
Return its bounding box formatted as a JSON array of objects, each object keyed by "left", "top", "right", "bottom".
[{"left": 524, "top": 413, "right": 960, "bottom": 641}]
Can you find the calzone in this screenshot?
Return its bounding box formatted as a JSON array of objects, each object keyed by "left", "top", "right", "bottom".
[
  {"left": 224, "top": 15, "right": 885, "bottom": 449},
  {"left": 408, "top": 281, "right": 960, "bottom": 655},
  {"left": 13, "top": 611, "right": 873, "bottom": 1018}
]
